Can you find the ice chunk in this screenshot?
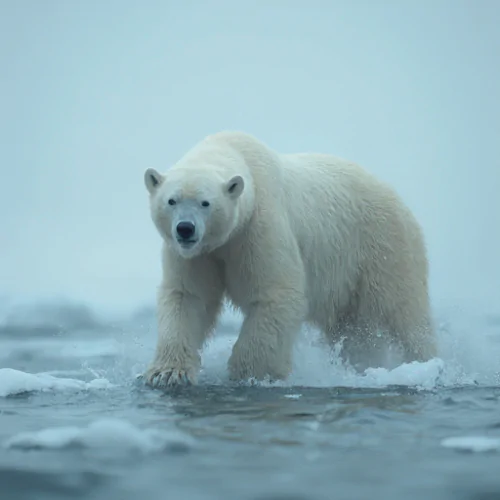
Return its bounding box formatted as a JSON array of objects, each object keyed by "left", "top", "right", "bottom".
[
  {"left": 0, "top": 368, "right": 114, "bottom": 397},
  {"left": 4, "top": 418, "right": 194, "bottom": 455}
]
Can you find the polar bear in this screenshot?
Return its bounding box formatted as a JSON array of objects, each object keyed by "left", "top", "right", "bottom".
[{"left": 142, "top": 131, "right": 436, "bottom": 387}]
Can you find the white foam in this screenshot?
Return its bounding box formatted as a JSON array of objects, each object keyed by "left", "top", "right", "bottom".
[
  {"left": 3, "top": 418, "right": 193, "bottom": 455},
  {"left": 441, "top": 436, "right": 500, "bottom": 453},
  {"left": 0, "top": 368, "right": 115, "bottom": 397},
  {"left": 196, "top": 312, "right": 500, "bottom": 390},
  {"left": 198, "top": 331, "right": 444, "bottom": 389}
]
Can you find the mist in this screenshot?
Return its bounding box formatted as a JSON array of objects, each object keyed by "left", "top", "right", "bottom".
[{"left": 1, "top": 0, "right": 499, "bottom": 321}]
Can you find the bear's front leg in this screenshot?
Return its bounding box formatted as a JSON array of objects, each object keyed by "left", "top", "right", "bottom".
[
  {"left": 227, "top": 295, "right": 306, "bottom": 382},
  {"left": 143, "top": 286, "right": 221, "bottom": 388}
]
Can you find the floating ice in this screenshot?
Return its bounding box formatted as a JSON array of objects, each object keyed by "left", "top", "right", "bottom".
[
  {"left": 284, "top": 394, "right": 302, "bottom": 399},
  {"left": 3, "top": 418, "right": 194, "bottom": 455},
  {"left": 0, "top": 368, "right": 114, "bottom": 397},
  {"left": 361, "top": 358, "right": 446, "bottom": 390},
  {"left": 441, "top": 436, "right": 500, "bottom": 453}
]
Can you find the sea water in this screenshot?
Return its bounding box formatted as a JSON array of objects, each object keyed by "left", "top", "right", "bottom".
[{"left": 1, "top": 303, "right": 499, "bottom": 500}]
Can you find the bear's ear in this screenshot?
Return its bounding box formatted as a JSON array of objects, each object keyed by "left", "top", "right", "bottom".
[
  {"left": 225, "top": 175, "right": 244, "bottom": 200},
  {"left": 144, "top": 168, "right": 164, "bottom": 194}
]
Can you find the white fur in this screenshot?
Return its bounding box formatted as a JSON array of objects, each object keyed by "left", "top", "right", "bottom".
[{"left": 142, "top": 131, "right": 436, "bottom": 387}]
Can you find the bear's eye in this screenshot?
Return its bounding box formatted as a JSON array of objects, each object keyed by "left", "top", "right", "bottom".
[
  {"left": 168, "top": 199, "right": 176, "bottom": 206},
  {"left": 201, "top": 201, "right": 210, "bottom": 207}
]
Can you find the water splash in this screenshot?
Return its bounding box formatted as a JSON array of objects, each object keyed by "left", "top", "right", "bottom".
[{"left": 196, "top": 307, "right": 500, "bottom": 390}]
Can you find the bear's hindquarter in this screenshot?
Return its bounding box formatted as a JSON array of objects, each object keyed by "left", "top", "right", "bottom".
[
  {"left": 279, "top": 154, "right": 365, "bottom": 326},
  {"left": 279, "top": 153, "right": 430, "bottom": 333},
  {"left": 356, "top": 189, "right": 432, "bottom": 335}
]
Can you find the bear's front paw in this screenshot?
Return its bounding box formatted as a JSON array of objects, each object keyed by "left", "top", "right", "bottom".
[{"left": 142, "top": 365, "right": 197, "bottom": 388}]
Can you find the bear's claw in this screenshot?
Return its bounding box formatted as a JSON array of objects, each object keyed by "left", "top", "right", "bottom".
[{"left": 142, "top": 368, "right": 195, "bottom": 388}]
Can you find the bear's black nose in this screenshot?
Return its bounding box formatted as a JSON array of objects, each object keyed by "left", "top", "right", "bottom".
[{"left": 176, "top": 221, "right": 195, "bottom": 240}]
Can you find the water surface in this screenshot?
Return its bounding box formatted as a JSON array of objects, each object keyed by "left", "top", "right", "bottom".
[{"left": 1, "top": 306, "right": 499, "bottom": 500}]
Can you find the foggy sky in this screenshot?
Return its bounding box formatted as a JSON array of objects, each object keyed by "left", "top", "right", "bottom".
[{"left": 1, "top": 0, "right": 499, "bottom": 318}]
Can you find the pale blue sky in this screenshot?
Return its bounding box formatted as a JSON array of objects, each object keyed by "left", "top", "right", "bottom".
[{"left": 1, "top": 1, "right": 499, "bottom": 316}]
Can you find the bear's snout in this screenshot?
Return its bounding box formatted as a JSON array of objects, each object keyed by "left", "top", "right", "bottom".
[{"left": 176, "top": 221, "right": 196, "bottom": 241}]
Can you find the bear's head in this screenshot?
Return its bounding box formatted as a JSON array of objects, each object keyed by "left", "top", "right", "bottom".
[{"left": 144, "top": 166, "right": 246, "bottom": 259}]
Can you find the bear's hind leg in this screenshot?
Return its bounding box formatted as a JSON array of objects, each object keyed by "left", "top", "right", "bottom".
[
  {"left": 323, "top": 321, "right": 396, "bottom": 372},
  {"left": 352, "top": 275, "right": 437, "bottom": 369},
  {"left": 395, "top": 316, "right": 438, "bottom": 364}
]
